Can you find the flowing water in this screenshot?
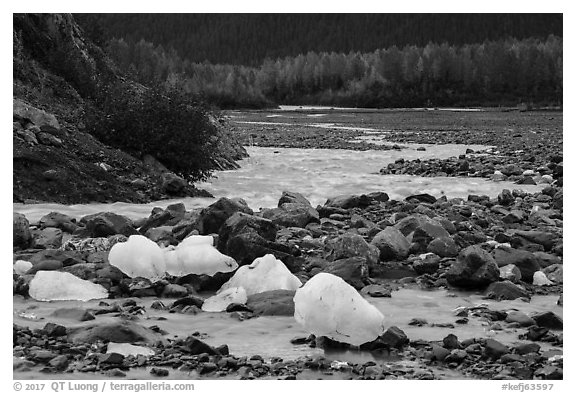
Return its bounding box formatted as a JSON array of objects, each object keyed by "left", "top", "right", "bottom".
[{"left": 14, "top": 145, "right": 543, "bottom": 221}]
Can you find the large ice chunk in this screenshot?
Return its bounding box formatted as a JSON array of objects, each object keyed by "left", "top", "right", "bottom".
[
  {"left": 179, "top": 235, "right": 214, "bottom": 247},
  {"left": 293, "top": 272, "right": 385, "bottom": 346},
  {"left": 218, "top": 254, "right": 301, "bottom": 296},
  {"left": 164, "top": 242, "right": 238, "bottom": 277},
  {"left": 202, "top": 287, "right": 248, "bottom": 312},
  {"left": 109, "top": 235, "right": 166, "bottom": 281},
  {"left": 29, "top": 271, "right": 108, "bottom": 301}
]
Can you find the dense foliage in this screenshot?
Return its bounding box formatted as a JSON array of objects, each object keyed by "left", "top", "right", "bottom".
[
  {"left": 86, "top": 85, "right": 219, "bottom": 181},
  {"left": 104, "top": 36, "right": 562, "bottom": 108},
  {"left": 76, "top": 14, "right": 562, "bottom": 66}
]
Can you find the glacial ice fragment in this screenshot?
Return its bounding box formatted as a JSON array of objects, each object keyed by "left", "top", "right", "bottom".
[
  {"left": 106, "top": 343, "right": 155, "bottom": 357},
  {"left": 202, "top": 287, "right": 248, "bottom": 312},
  {"left": 218, "top": 254, "right": 302, "bottom": 296},
  {"left": 29, "top": 271, "right": 108, "bottom": 301},
  {"left": 293, "top": 272, "right": 386, "bottom": 346},
  {"left": 163, "top": 242, "right": 238, "bottom": 277},
  {"left": 109, "top": 235, "right": 166, "bottom": 281},
  {"left": 13, "top": 260, "right": 33, "bottom": 275}
]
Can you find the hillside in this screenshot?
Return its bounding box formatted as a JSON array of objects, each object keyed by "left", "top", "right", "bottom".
[
  {"left": 13, "top": 14, "right": 246, "bottom": 204},
  {"left": 76, "top": 14, "right": 562, "bottom": 66}
]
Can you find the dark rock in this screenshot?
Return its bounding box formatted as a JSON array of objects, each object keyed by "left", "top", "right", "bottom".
[
  {"left": 150, "top": 367, "right": 169, "bottom": 377},
  {"left": 498, "top": 189, "right": 515, "bottom": 206},
  {"left": 512, "top": 230, "right": 556, "bottom": 251},
  {"left": 13, "top": 213, "right": 31, "bottom": 249},
  {"left": 431, "top": 344, "right": 450, "bottom": 361},
  {"left": 542, "top": 264, "right": 562, "bottom": 283},
  {"left": 100, "top": 352, "right": 125, "bottom": 364},
  {"left": 218, "top": 212, "right": 297, "bottom": 268},
  {"left": 39, "top": 212, "right": 78, "bottom": 233},
  {"left": 262, "top": 203, "right": 319, "bottom": 228},
  {"left": 161, "top": 284, "right": 188, "bottom": 298},
  {"left": 42, "top": 323, "right": 67, "bottom": 337},
  {"left": 325, "top": 233, "right": 379, "bottom": 268},
  {"left": 405, "top": 193, "right": 436, "bottom": 204},
  {"left": 506, "top": 311, "right": 536, "bottom": 327},
  {"left": 323, "top": 256, "right": 369, "bottom": 289},
  {"left": 445, "top": 349, "right": 468, "bottom": 363},
  {"left": 534, "top": 366, "right": 563, "bottom": 380},
  {"left": 443, "top": 334, "right": 460, "bottom": 349},
  {"left": 198, "top": 197, "right": 253, "bottom": 235},
  {"left": 31, "top": 227, "right": 63, "bottom": 249},
  {"left": 48, "top": 355, "right": 69, "bottom": 371},
  {"left": 246, "top": 290, "right": 295, "bottom": 316},
  {"left": 182, "top": 336, "right": 220, "bottom": 355},
  {"left": 68, "top": 321, "right": 166, "bottom": 345},
  {"left": 139, "top": 203, "right": 186, "bottom": 234},
  {"left": 81, "top": 212, "right": 138, "bottom": 237},
  {"left": 532, "top": 312, "right": 563, "bottom": 330},
  {"left": 324, "top": 194, "right": 374, "bottom": 209},
  {"left": 484, "top": 338, "right": 509, "bottom": 360},
  {"left": 514, "top": 343, "right": 540, "bottom": 355},
  {"left": 408, "top": 318, "right": 428, "bottom": 326},
  {"left": 278, "top": 191, "right": 312, "bottom": 207},
  {"left": 361, "top": 284, "right": 392, "bottom": 298},
  {"left": 427, "top": 237, "right": 460, "bottom": 257},
  {"left": 412, "top": 253, "right": 441, "bottom": 275},
  {"left": 485, "top": 281, "right": 530, "bottom": 301},
  {"left": 170, "top": 295, "right": 205, "bottom": 309},
  {"left": 493, "top": 248, "right": 541, "bottom": 282},
  {"left": 379, "top": 326, "right": 409, "bottom": 349},
  {"left": 370, "top": 227, "right": 410, "bottom": 261},
  {"left": 446, "top": 245, "right": 500, "bottom": 288}
]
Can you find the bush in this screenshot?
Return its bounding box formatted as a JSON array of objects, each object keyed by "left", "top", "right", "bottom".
[{"left": 86, "top": 85, "right": 219, "bottom": 181}]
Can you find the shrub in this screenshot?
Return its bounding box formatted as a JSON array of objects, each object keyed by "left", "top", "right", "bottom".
[{"left": 86, "top": 84, "right": 218, "bottom": 181}]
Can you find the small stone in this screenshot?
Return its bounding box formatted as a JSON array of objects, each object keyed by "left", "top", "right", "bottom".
[
  {"left": 150, "top": 367, "right": 169, "bottom": 377},
  {"left": 484, "top": 339, "right": 509, "bottom": 360}
]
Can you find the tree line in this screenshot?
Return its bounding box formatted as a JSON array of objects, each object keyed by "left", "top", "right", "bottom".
[
  {"left": 76, "top": 14, "right": 562, "bottom": 67},
  {"left": 105, "top": 35, "right": 562, "bottom": 108}
]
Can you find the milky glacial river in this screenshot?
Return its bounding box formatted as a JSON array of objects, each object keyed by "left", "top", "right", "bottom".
[{"left": 13, "top": 145, "right": 543, "bottom": 222}]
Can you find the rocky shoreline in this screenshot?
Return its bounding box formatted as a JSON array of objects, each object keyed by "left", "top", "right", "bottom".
[{"left": 13, "top": 182, "right": 563, "bottom": 379}]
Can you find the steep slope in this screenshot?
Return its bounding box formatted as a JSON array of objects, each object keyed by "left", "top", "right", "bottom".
[{"left": 13, "top": 13, "right": 246, "bottom": 204}]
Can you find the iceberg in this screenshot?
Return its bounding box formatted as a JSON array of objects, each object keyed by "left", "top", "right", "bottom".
[
  {"left": 202, "top": 287, "right": 248, "bottom": 312},
  {"left": 13, "top": 260, "right": 33, "bottom": 275},
  {"left": 29, "top": 271, "right": 108, "bottom": 301},
  {"left": 218, "top": 254, "right": 301, "bottom": 296},
  {"left": 109, "top": 235, "right": 166, "bottom": 281},
  {"left": 293, "top": 272, "right": 386, "bottom": 346},
  {"left": 164, "top": 243, "right": 238, "bottom": 277}
]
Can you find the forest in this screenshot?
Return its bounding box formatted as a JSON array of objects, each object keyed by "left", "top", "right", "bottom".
[{"left": 104, "top": 36, "right": 562, "bottom": 108}]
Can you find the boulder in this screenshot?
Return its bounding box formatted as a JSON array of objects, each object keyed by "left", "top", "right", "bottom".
[
  {"left": 31, "top": 227, "right": 63, "bottom": 249},
  {"left": 532, "top": 312, "right": 563, "bottom": 330},
  {"left": 39, "top": 212, "right": 78, "bottom": 233},
  {"left": 446, "top": 245, "right": 500, "bottom": 288},
  {"left": 218, "top": 212, "right": 296, "bottom": 267},
  {"left": 81, "top": 212, "right": 138, "bottom": 238},
  {"left": 485, "top": 280, "right": 529, "bottom": 301},
  {"left": 427, "top": 236, "right": 459, "bottom": 257},
  {"left": 499, "top": 264, "right": 522, "bottom": 283},
  {"left": 13, "top": 213, "right": 31, "bottom": 249},
  {"left": 198, "top": 197, "right": 253, "bottom": 235},
  {"left": 325, "top": 233, "right": 379, "bottom": 268},
  {"left": 370, "top": 227, "right": 410, "bottom": 261},
  {"left": 323, "top": 256, "right": 369, "bottom": 289},
  {"left": 68, "top": 321, "right": 166, "bottom": 345},
  {"left": 262, "top": 203, "right": 319, "bottom": 228},
  {"left": 542, "top": 264, "right": 562, "bottom": 283},
  {"left": 278, "top": 191, "right": 312, "bottom": 207},
  {"left": 493, "top": 248, "right": 541, "bottom": 282},
  {"left": 412, "top": 253, "right": 441, "bottom": 275},
  {"left": 246, "top": 289, "right": 296, "bottom": 316},
  {"left": 139, "top": 203, "right": 186, "bottom": 234},
  {"left": 324, "top": 194, "right": 373, "bottom": 210}
]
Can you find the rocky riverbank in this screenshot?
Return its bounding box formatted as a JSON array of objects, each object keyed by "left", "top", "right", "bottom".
[{"left": 13, "top": 185, "right": 563, "bottom": 380}]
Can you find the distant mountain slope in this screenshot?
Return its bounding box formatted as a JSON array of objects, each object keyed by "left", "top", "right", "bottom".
[{"left": 76, "top": 14, "right": 562, "bottom": 66}]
